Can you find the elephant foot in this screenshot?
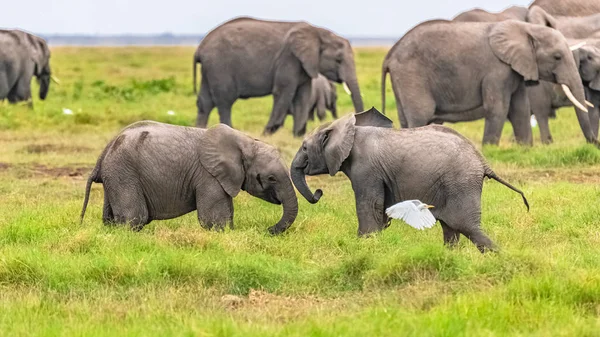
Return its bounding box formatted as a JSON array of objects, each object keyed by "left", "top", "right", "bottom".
[
  {"left": 293, "top": 126, "right": 307, "bottom": 138},
  {"left": 263, "top": 124, "right": 282, "bottom": 136}
]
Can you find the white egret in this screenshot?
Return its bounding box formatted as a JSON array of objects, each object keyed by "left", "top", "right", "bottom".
[{"left": 386, "top": 200, "right": 437, "bottom": 230}]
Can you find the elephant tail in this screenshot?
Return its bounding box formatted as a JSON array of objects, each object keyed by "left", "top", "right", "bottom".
[
  {"left": 381, "top": 63, "right": 389, "bottom": 115},
  {"left": 485, "top": 168, "right": 530, "bottom": 212}
]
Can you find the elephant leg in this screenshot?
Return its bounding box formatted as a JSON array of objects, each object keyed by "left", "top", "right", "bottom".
[
  {"left": 351, "top": 177, "right": 386, "bottom": 237},
  {"left": 535, "top": 108, "right": 554, "bottom": 144},
  {"left": 7, "top": 77, "right": 32, "bottom": 104},
  {"left": 102, "top": 189, "right": 115, "bottom": 225},
  {"left": 105, "top": 180, "right": 150, "bottom": 231},
  {"left": 265, "top": 80, "right": 299, "bottom": 135},
  {"left": 482, "top": 80, "right": 511, "bottom": 145},
  {"left": 217, "top": 103, "right": 233, "bottom": 127},
  {"left": 441, "top": 194, "right": 495, "bottom": 253},
  {"left": 440, "top": 220, "right": 460, "bottom": 247},
  {"left": 195, "top": 182, "right": 233, "bottom": 231},
  {"left": 195, "top": 76, "right": 215, "bottom": 128},
  {"left": 507, "top": 83, "right": 533, "bottom": 146},
  {"left": 315, "top": 95, "right": 327, "bottom": 121},
  {"left": 292, "top": 82, "right": 313, "bottom": 137},
  {"left": 393, "top": 77, "right": 433, "bottom": 128}
]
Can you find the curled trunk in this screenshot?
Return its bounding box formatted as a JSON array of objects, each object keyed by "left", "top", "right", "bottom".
[{"left": 290, "top": 151, "right": 323, "bottom": 204}]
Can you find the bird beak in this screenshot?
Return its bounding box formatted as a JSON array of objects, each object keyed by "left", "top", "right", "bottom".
[{"left": 426, "top": 205, "right": 435, "bottom": 209}]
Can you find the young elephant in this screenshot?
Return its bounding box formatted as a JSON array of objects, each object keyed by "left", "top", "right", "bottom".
[
  {"left": 289, "top": 74, "right": 338, "bottom": 122},
  {"left": 80, "top": 121, "right": 298, "bottom": 234},
  {"left": 291, "top": 108, "right": 529, "bottom": 252}
]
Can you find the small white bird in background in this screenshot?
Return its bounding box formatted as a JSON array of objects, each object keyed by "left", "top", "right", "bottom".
[
  {"left": 386, "top": 200, "right": 437, "bottom": 230},
  {"left": 530, "top": 115, "right": 538, "bottom": 128}
]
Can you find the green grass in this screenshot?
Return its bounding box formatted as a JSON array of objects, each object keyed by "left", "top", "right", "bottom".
[{"left": 1, "top": 46, "right": 599, "bottom": 336}]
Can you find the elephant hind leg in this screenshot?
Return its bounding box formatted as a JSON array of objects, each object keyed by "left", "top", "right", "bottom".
[
  {"left": 102, "top": 188, "right": 115, "bottom": 225},
  {"left": 394, "top": 80, "right": 435, "bottom": 128},
  {"left": 105, "top": 180, "right": 150, "bottom": 231},
  {"left": 195, "top": 76, "right": 216, "bottom": 128}
]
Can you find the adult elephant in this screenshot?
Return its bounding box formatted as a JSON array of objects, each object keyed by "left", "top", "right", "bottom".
[
  {"left": 0, "top": 29, "right": 56, "bottom": 103},
  {"left": 193, "top": 17, "right": 363, "bottom": 136},
  {"left": 528, "top": 43, "right": 600, "bottom": 143},
  {"left": 381, "top": 20, "right": 593, "bottom": 145},
  {"left": 529, "top": 0, "right": 600, "bottom": 17},
  {"left": 453, "top": 6, "right": 528, "bottom": 22},
  {"left": 528, "top": 5, "right": 600, "bottom": 39}
]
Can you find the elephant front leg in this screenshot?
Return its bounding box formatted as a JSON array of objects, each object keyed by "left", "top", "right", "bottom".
[
  {"left": 195, "top": 185, "right": 234, "bottom": 231},
  {"left": 352, "top": 178, "right": 386, "bottom": 237},
  {"left": 507, "top": 82, "right": 533, "bottom": 146},
  {"left": 482, "top": 77, "right": 512, "bottom": 145},
  {"left": 291, "top": 81, "right": 313, "bottom": 137},
  {"left": 264, "top": 81, "right": 298, "bottom": 135}
]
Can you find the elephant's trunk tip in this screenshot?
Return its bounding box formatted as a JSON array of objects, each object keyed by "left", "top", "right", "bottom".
[{"left": 309, "top": 189, "right": 323, "bottom": 204}]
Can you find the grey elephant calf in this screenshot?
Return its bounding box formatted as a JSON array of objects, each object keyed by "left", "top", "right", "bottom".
[
  {"left": 289, "top": 74, "right": 338, "bottom": 121},
  {"left": 291, "top": 108, "right": 529, "bottom": 253},
  {"left": 80, "top": 121, "right": 298, "bottom": 234}
]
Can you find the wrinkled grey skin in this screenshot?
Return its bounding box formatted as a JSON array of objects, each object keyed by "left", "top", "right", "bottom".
[
  {"left": 453, "top": 6, "right": 529, "bottom": 22},
  {"left": 528, "top": 6, "right": 600, "bottom": 39},
  {"left": 193, "top": 17, "right": 363, "bottom": 137},
  {"left": 80, "top": 121, "right": 298, "bottom": 234},
  {"left": 381, "top": 20, "right": 591, "bottom": 146},
  {"left": 0, "top": 29, "right": 52, "bottom": 103},
  {"left": 529, "top": 0, "right": 600, "bottom": 17},
  {"left": 307, "top": 74, "right": 338, "bottom": 121},
  {"left": 528, "top": 44, "right": 600, "bottom": 143},
  {"left": 290, "top": 108, "right": 529, "bottom": 253}
]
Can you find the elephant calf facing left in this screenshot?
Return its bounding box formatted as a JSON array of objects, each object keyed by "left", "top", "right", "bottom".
[
  {"left": 291, "top": 108, "right": 529, "bottom": 253},
  {"left": 81, "top": 121, "right": 298, "bottom": 234}
]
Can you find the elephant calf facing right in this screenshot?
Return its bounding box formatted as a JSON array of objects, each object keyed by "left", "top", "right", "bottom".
[
  {"left": 291, "top": 108, "right": 529, "bottom": 253},
  {"left": 80, "top": 121, "right": 298, "bottom": 234}
]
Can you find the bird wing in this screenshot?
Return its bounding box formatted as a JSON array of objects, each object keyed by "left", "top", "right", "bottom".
[{"left": 386, "top": 200, "right": 437, "bottom": 231}]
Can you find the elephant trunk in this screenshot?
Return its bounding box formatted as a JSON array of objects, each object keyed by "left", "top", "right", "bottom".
[
  {"left": 38, "top": 75, "right": 50, "bottom": 100},
  {"left": 269, "top": 175, "right": 299, "bottom": 235},
  {"left": 558, "top": 68, "right": 599, "bottom": 143},
  {"left": 290, "top": 151, "right": 323, "bottom": 204},
  {"left": 342, "top": 59, "right": 363, "bottom": 113}
]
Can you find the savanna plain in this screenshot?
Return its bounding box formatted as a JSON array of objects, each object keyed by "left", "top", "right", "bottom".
[{"left": 1, "top": 47, "right": 600, "bottom": 336}]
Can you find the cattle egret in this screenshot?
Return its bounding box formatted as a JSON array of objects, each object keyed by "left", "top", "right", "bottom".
[{"left": 386, "top": 200, "right": 437, "bottom": 230}]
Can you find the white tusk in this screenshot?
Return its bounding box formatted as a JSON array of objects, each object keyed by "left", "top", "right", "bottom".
[
  {"left": 561, "top": 84, "right": 588, "bottom": 112},
  {"left": 586, "top": 100, "right": 595, "bottom": 108},
  {"left": 342, "top": 82, "right": 352, "bottom": 95},
  {"left": 570, "top": 41, "right": 587, "bottom": 51},
  {"left": 51, "top": 76, "right": 60, "bottom": 85}
]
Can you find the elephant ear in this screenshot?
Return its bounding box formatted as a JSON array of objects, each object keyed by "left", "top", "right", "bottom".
[
  {"left": 198, "top": 124, "right": 255, "bottom": 197},
  {"left": 527, "top": 6, "right": 559, "bottom": 29},
  {"left": 489, "top": 21, "right": 539, "bottom": 82},
  {"left": 354, "top": 107, "right": 393, "bottom": 128},
  {"left": 322, "top": 115, "right": 356, "bottom": 175},
  {"left": 287, "top": 24, "right": 320, "bottom": 79}
]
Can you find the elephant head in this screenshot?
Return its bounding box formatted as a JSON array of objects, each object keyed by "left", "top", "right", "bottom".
[
  {"left": 490, "top": 21, "right": 589, "bottom": 113},
  {"left": 29, "top": 35, "right": 52, "bottom": 100},
  {"left": 199, "top": 125, "right": 298, "bottom": 234},
  {"left": 284, "top": 24, "right": 363, "bottom": 113},
  {"left": 579, "top": 44, "right": 600, "bottom": 91},
  {"left": 291, "top": 107, "right": 392, "bottom": 203}
]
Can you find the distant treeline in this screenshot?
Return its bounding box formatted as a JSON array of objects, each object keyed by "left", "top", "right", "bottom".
[{"left": 40, "top": 33, "right": 395, "bottom": 46}]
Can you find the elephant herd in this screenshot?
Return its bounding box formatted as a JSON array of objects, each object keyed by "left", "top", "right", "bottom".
[{"left": 5, "top": 0, "right": 600, "bottom": 253}]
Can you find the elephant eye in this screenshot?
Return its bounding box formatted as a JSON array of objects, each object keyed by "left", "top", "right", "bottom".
[
  {"left": 302, "top": 143, "right": 307, "bottom": 152},
  {"left": 589, "top": 55, "right": 594, "bottom": 61},
  {"left": 554, "top": 53, "right": 562, "bottom": 61},
  {"left": 267, "top": 175, "right": 277, "bottom": 183}
]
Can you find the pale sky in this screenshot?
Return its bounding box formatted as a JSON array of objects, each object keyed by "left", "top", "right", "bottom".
[{"left": 1, "top": 0, "right": 532, "bottom": 37}]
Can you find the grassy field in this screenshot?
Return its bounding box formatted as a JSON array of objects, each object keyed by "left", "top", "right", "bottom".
[{"left": 1, "top": 46, "right": 599, "bottom": 336}]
